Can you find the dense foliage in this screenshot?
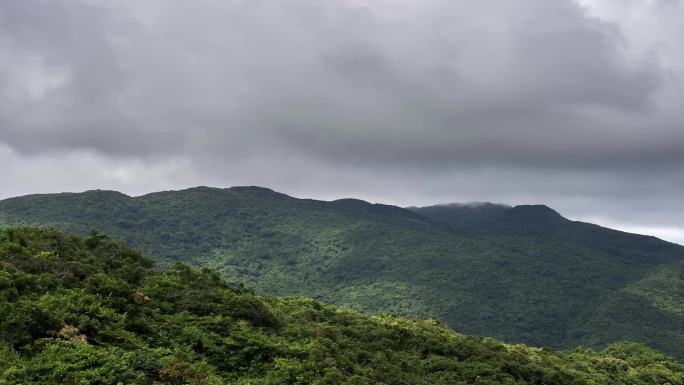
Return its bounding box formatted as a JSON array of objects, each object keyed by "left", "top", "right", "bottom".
[
  {"left": 1, "top": 187, "right": 683, "bottom": 359},
  {"left": 1, "top": 227, "right": 683, "bottom": 385}
]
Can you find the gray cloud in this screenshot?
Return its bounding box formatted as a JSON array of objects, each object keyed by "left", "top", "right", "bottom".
[{"left": 0, "top": 0, "right": 683, "bottom": 243}]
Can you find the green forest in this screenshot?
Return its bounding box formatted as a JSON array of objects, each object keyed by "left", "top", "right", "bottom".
[
  {"left": 1, "top": 187, "right": 682, "bottom": 360},
  {"left": 1, "top": 227, "right": 683, "bottom": 384},
  {"left": 1, "top": 187, "right": 683, "bottom": 361}
]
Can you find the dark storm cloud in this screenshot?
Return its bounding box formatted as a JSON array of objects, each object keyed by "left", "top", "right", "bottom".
[{"left": 1, "top": 0, "right": 683, "bottom": 242}]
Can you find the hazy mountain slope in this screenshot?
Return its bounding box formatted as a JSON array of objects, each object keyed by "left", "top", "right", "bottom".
[
  {"left": 1, "top": 187, "right": 684, "bottom": 359},
  {"left": 2, "top": 227, "right": 683, "bottom": 384},
  {"left": 410, "top": 203, "right": 683, "bottom": 265}
]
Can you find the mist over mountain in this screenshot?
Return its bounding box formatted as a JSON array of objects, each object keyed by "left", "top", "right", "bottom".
[{"left": 1, "top": 186, "right": 683, "bottom": 359}]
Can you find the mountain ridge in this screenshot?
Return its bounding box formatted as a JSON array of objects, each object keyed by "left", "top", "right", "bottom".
[{"left": 1, "top": 186, "right": 683, "bottom": 358}]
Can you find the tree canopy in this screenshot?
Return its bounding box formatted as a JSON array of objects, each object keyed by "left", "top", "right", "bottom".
[{"left": 1, "top": 227, "right": 682, "bottom": 385}]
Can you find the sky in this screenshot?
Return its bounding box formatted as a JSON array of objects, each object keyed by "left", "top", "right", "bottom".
[{"left": 1, "top": 0, "right": 683, "bottom": 244}]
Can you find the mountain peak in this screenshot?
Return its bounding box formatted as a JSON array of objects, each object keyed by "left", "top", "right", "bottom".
[
  {"left": 509, "top": 204, "right": 564, "bottom": 219},
  {"left": 228, "top": 186, "right": 291, "bottom": 198},
  {"left": 229, "top": 186, "right": 277, "bottom": 193},
  {"left": 492, "top": 204, "right": 568, "bottom": 235},
  {"left": 81, "top": 189, "right": 131, "bottom": 198},
  {"left": 435, "top": 202, "right": 511, "bottom": 209}
]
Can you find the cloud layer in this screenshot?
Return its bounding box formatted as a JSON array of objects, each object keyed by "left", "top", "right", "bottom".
[{"left": 1, "top": 0, "right": 683, "bottom": 243}]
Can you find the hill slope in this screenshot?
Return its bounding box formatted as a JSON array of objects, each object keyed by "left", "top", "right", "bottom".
[
  {"left": 1, "top": 227, "right": 683, "bottom": 384},
  {"left": 410, "top": 203, "right": 682, "bottom": 265},
  {"left": 1, "top": 187, "right": 683, "bottom": 358},
  {"left": 412, "top": 203, "right": 684, "bottom": 355}
]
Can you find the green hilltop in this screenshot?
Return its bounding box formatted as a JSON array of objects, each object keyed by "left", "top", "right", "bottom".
[
  {"left": 0, "top": 187, "right": 683, "bottom": 359},
  {"left": 1, "top": 227, "right": 683, "bottom": 384}
]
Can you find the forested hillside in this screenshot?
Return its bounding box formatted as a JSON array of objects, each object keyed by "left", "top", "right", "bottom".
[
  {"left": 1, "top": 227, "right": 683, "bottom": 385},
  {"left": 1, "top": 187, "right": 683, "bottom": 359},
  {"left": 410, "top": 203, "right": 682, "bottom": 264}
]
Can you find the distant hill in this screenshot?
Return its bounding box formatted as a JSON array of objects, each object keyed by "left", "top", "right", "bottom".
[
  {"left": 1, "top": 227, "right": 682, "bottom": 384},
  {"left": 410, "top": 203, "right": 683, "bottom": 264},
  {"left": 1, "top": 187, "right": 683, "bottom": 359}
]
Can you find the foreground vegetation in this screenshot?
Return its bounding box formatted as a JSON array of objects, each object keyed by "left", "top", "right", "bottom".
[
  {"left": 1, "top": 187, "right": 683, "bottom": 359},
  {"left": 1, "top": 227, "right": 683, "bottom": 385}
]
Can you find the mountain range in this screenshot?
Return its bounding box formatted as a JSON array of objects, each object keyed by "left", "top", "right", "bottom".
[{"left": 1, "top": 186, "right": 682, "bottom": 359}]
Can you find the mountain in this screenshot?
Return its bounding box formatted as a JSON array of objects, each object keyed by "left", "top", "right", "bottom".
[
  {"left": 1, "top": 227, "right": 682, "bottom": 384},
  {"left": 412, "top": 203, "right": 684, "bottom": 350},
  {"left": 1, "top": 187, "right": 683, "bottom": 359},
  {"left": 410, "top": 203, "right": 682, "bottom": 264}
]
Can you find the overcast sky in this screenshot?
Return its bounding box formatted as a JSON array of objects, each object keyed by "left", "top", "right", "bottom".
[{"left": 1, "top": 0, "right": 683, "bottom": 244}]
